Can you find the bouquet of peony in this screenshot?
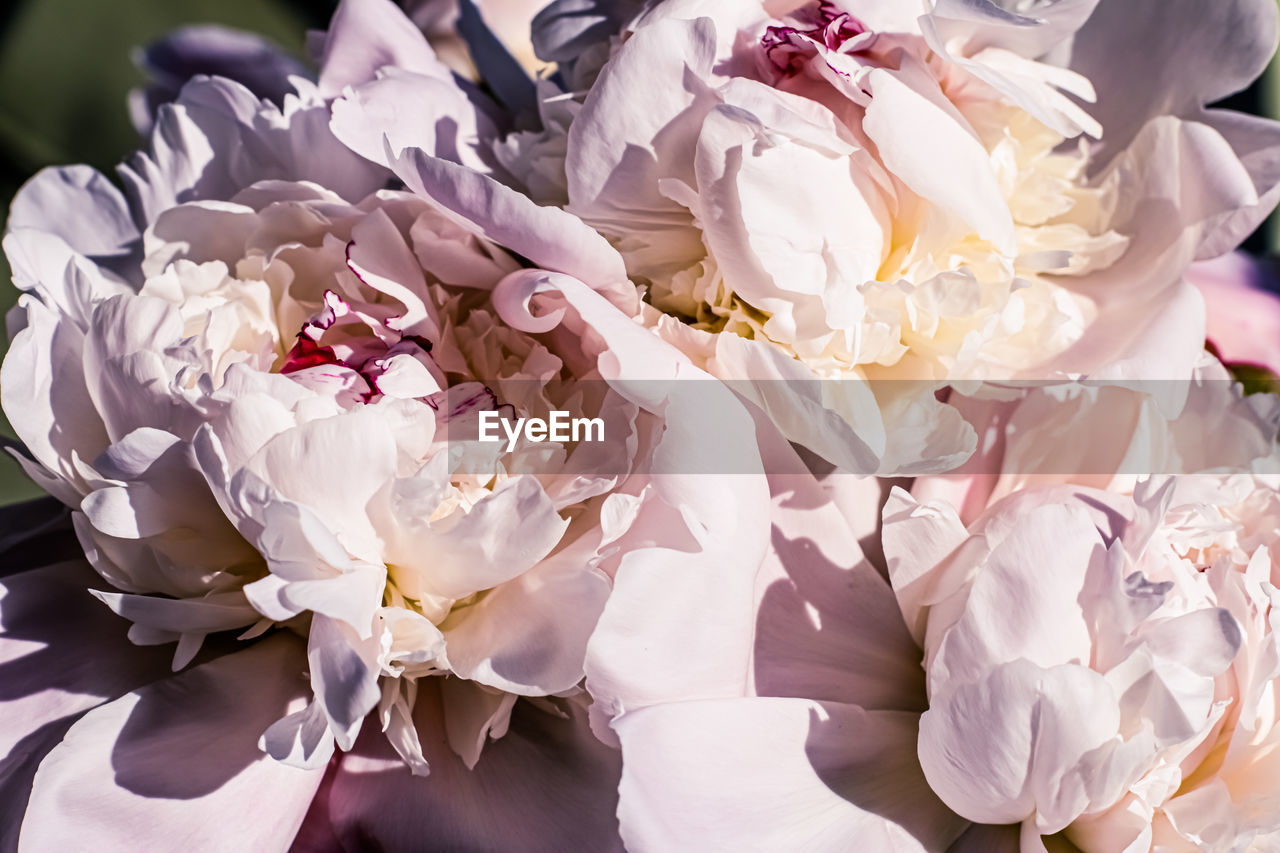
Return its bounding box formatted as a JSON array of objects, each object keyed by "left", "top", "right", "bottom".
[{"left": 4, "top": 0, "right": 1280, "bottom": 849}]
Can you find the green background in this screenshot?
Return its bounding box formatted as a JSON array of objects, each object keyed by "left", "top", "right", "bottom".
[{"left": 0, "top": 1, "right": 1278, "bottom": 505}]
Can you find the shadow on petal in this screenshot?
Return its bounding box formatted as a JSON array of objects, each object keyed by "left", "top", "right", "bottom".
[
  {"left": 311, "top": 678, "right": 624, "bottom": 851},
  {"left": 754, "top": 524, "right": 927, "bottom": 712},
  {"left": 108, "top": 632, "right": 310, "bottom": 799},
  {"left": 0, "top": 561, "right": 171, "bottom": 708}
]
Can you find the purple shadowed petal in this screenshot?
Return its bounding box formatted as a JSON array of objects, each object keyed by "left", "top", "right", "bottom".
[
  {"left": 130, "top": 25, "right": 309, "bottom": 136},
  {"left": 20, "top": 634, "right": 323, "bottom": 850},
  {"left": 305, "top": 682, "right": 624, "bottom": 850},
  {"left": 0, "top": 560, "right": 173, "bottom": 849}
]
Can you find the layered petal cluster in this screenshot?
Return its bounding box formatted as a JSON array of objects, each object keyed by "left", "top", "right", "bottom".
[
  {"left": 0, "top": 0, "right": 772, "bottom": 845},
  {"left": 887, "top": 472, "right": 1280, "bottom": 850},
  {"left": 4, "top": 0, "right": 1280, "bottom": 849},
  {"left": 512, "top": 0, "right": 1280, "bottom": 473}
]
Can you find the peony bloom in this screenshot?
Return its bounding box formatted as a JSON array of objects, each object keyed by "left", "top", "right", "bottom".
[
  {"left": 500, "top": 0, "right": 1280, "bottom": 473},
  {"left": 886, "top": 471, "right": 1280, "bottom": 850},
  {"left": 0, "top": 0, "right": 775, "bottom": 845}
]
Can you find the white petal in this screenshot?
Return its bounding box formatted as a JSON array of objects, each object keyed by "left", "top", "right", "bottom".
[
  {"left": 21, "top": 635, "right": 323, "bottom": 850},
  {"left": 615, "top": 698, "right": 967, "bottom": 851}
]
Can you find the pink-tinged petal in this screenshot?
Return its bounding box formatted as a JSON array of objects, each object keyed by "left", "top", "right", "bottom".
[
  {"left": 81, "top": 443, "right": 211, "bottom": 540},
  {"left": 316, "top": 0, "right": 446, "bottom": 97},
  {"left": 82, "top": 295, "right": 196, "bottom": 444},
  {"left": 20, "top": 634, "right": 323, "bottom": 850},
  {"left": 881, "top": 488, "right": 969, "bottom": 647},
  {"left": 312, "top": 682, "right": 623, "bottom": 850},
  {"left": 1059, "top": 279, "right": 1206, "bottom": 405},
  {"left": 307, "top": 614, "right": 382, "bottom": 752},
  {"left": 581, "top": 379, "right": 768, "bottom": 722},
  {"left": 584, "top": 536, "right": 764, "bottom": 739},
  {"left": 930, "top": 503, "right": 1102, "bottom": 691},
  {"left": 441, "top": 533, "right": 611, "bottom": 696},
  {"left": 711, "top": 335, "right": 973, "bottom": 476},
  {"left": 1195, "top": 111, "right": 1280, "bottom": 260},
  {"left": 242, "top": 573, "right": 299, "bottom": 624},
  {"left": 753, "top": 457, "right": 927, "bottom": 712},
  {"left": 260, "top": 700, "right": 336, "bottom": 772},
  {"left": 0, "top": 297, "right": 109, "bottom": 494},
  {"left": 144, "top": 199, "right": 258, "bottom": 273},
  {"left": 129, "top": 23, "right": 309, "bottom": 135},
  {"left": 1158, "top": 780, "right": 1240, "bottom": 851},
  {"left": 89, "top": 589, "right": 259, "bottom": 637},
  {"left": 387, "top": 146, "right": 633, "bottom": 304},
  {"left": 862, "top": 67, "right": 1016, "bottom": 254},
  {"left": 1068, "top": 0, "right": 1280, "bottom": 163},
  {"left": 1063, "top": 793, "right": 1153, "bottom": 853},
  {"left": 78, "top": 427, "right": 258, "bottom": 598},
  {"left": 438, "top": 676, "right": 517, "bottom": 769},
  {"left": 919, "top": 659, "right": 1121, "bottom": 829},
  {"left": 0, "top": 561, "right": 171, "bottom": 848},
  {"left": 565, "top": 16, "right": 719, "bottom": 236},
  {"left": 927, "top": 0, "right": 1100, "bottom": 59},
  {"left": 1040, "top": 116, "right": 1255, "bottom": 381},
  {"left": 8, "top": 165, "right": 139, "bottom": 260},
  {"left": 346, "top": 207, "right": 436, "bottom": 338},
  {"left": 3, "top": 229, "right": 131, "bottom": 329},
  {"left": 583, "top": 423, "right": 771, "bottom": 737},
  {"left": 254, "top": 500, "right": 358, "bottom": 582},
  {"left": 330, "top": 68, "right": 500, "bottom": 176},
  {"left": 676, "top": 103, "right": 859, "bottom": 305},
  {"left": 615, "top": 697, "right": 967, "bottom": 851},
  {"left": 196, "top": 390, "right": 303, "bottom": 476},
  {"left": 488, "top": 271, "right": 773, "bottom": 733},
  {"left": 268, "top": 565, "right": 386, "bottom": 638},
  {"left": 120, "top": 79, "right": 269, "bottom": 219},
  {"left": 1189, "top": 252, "right": 1280, "bottom": 375},
  {"left": 121, "top": 77, "right": 384, "bottom": 217}
]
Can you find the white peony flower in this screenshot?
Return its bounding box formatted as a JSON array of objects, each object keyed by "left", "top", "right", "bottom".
[
  {"left": 504, "top": 0, "right": 1280, "bottom": 474},
  {"left": 886, "top": 472, "right": 1280, "bottom": 850},
  {"left": 0, "top": 1, "right": 775, "bottom": 846}
]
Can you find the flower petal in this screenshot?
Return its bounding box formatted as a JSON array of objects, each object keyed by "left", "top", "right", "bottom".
[
  {"left": 0, "top": 561, "right": 171, "bottom": 848},
  {"left": 8, "top": 166, "right": 139, "bottom": 261},
  {"left": 615, "top": 697, "right": 967, "bottom": 851},
  {"left": 1068, "top": 0, "right": 1280, "bottom": 162},
  {"left": 314, "top": 683, "right": 624, "bottom": 850},
  {"left": 20, "top": 634, "right": 323, "bottom": 850},
  {"left": 316, "top": 0, "right": 445, "bottom": 97}
]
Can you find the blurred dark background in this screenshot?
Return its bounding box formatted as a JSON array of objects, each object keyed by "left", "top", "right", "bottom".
[{"left": 0, "top": 0, "right": 1275, "bottom": 503}]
